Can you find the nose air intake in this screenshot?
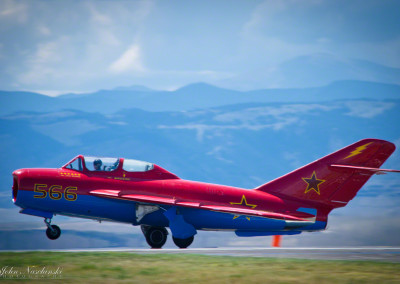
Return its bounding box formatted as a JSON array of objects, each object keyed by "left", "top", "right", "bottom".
[
  {"left": 12, "top": 175, "right": 18, "bottom": 203},
  {"left": 12, "top": 169, "right": 25, "bottom": 204}
]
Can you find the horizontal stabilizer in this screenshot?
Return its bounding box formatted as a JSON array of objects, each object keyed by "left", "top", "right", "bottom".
[{"left": 331, "top": 164, "right": 400, "bottom": 175}]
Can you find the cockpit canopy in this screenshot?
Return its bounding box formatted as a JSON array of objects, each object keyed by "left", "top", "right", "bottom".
[
  {"left": 63, "top": 156, "right": 154, "bottom": 173},
  {"left": 84, "top": 156, "right": 120, "bottom": 172}
]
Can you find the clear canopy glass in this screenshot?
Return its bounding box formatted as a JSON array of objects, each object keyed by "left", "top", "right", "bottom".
[
  {"left": 84, "top": 156, "right": 120, "bottom": 172},
  {"left": 64, "top": 156, "right": 154, "bottom": 173},
  {"left": 65, "top": 157, "right": 83, "bottom": 171},
  {"left": 123, "top": 159, "right": 154, "bottom": 172}
]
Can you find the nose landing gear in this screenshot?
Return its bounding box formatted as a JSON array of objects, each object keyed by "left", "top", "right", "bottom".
[{"left": 44, "top": 218, "right": 61, "bottom": 240}]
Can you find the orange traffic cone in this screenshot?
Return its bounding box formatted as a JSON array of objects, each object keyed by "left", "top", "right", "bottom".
[{"left": 272, "top": 235, "right": 281, "bottom": 247}]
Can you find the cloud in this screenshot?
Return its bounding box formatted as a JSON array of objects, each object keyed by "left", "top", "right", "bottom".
[
  {"left": 36, "top": 24, "right": 51, "bottom": 36},
  {"left": 33, "top": 40, "right": 62, "bottom": 64},
  {"left": 213, "top": 104, "right": 336, "bottom": 124},
  {"left": 17, "top": 38, "right": 66, "bottom": 85},
  {"left": 341, "top": 37, "right": 400, "bottom": 69},
  {"left": 244, "top": 0, "right": 400, "bottom": 44},
  {"left": 86, "top": 2, "right": 113, "bottom": 26},
  {"left": 159, "top": 104, "right": 339, "bottom": 141},
  {"left": 2, "top": 1, "right": 154, "bottom": 92},
  {"left": 0, "top": 0, "right": 27, "bottom": 24},
  {"left": 239, "top": 0, "right": 400, "bottom": 71},
  {"left": 109, "top": 44, "right": 146, "bottom": 74},
  {"left": 206, "top": 146, "right": 233, "bottom": 163},
  {"left": 1, "top": 0, "right": 400, "bottom": 92},
  {"left": 158, "top": 118, "right": 299, "bottom": 142},
  {"left": 283, "top": 151, "right": 302, "bottom": 169},
  {"left": 345, "top": 101, "right": 395, "bottom": 118},
  {"left": 239, "top": 0, "right": 326, "bottom": 66}
]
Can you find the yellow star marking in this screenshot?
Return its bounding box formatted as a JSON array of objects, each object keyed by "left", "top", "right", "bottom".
[
  {"left": 230, "top": 195, "right": 257, "bottom": 221},
  {"left": 302, "top": 171, "right": 325, "bottom": 195},
  {"left": 344, "top": 142, "right": 373, "bottom": 160}
]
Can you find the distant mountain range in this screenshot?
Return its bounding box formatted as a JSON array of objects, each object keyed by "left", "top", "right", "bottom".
[{"left": 1, "top": 80, "right": 400, "bottom": 115}]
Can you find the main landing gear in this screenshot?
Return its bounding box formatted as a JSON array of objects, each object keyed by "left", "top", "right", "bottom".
[
  {"left": 141, "top": 225, "right": 168, "bottom": 249},
  {"left": 141, "top": 225, "right": 195, "bottom": 249},
  {"left": 172, "top": 236, "right": 194, "bottom": 249},
  {"left": 44, "top": 218, "right": 61, "bottom": 240}
]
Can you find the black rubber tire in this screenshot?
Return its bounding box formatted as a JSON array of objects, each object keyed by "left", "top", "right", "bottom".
[
  {"left": 172, "top": 236, "right": 194, "bottom": 249},
  {"left": 46, "top": 225, "right": 61, "bottom": 240},
  {"left": 145, "top": 227, "right": 168, "bottom": 249}
]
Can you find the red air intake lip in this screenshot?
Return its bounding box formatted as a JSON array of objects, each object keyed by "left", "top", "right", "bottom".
[{"left": 12, "top": 176, "right": 18, "bottom": 203}]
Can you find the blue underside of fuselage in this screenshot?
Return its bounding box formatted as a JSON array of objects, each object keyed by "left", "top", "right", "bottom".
[{"left": 14, "top": 190, "right": 326, "bottom": 234}]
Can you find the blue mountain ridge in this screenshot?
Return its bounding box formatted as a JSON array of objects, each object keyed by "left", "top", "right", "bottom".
[{"left": 1, "top": 80, "right": 399, "bottom": 115}]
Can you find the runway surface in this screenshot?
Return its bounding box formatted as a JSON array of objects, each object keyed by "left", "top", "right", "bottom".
[{"left": 4, "top": 247, "right": 400, "bottom": 262}]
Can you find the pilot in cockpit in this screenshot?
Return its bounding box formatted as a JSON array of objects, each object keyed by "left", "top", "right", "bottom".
[{"left": 93, "top": 159, "right": 103, "bottom": 171}]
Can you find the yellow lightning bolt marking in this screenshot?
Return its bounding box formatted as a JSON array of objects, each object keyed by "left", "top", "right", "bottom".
[
  {"left": 344, "top": 142, "right": 373, "bottom": 160},
  {"left": 230, "top": 195, "right": 257, "bottom": 221}
]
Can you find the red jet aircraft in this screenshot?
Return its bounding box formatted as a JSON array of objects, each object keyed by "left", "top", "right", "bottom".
[{"left": 12, "top": 139, "right": 400, "bottom": 248}]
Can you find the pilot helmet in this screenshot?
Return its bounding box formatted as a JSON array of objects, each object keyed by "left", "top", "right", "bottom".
[{"left": 93, "top": 159, "right": 102, "bottom": 166}]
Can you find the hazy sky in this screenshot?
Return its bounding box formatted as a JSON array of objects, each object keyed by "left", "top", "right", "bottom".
[{"left": 1, "top": 0, "right": 399, "bottom": 94}]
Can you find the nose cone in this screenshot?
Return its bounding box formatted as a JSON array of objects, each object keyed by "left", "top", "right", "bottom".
[{"left": 13, "top": 169, "right": 28, "bottom": 177}]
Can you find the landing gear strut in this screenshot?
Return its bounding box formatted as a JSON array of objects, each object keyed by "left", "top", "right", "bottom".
[
  {"left": 44, "top": 218, "right": 61, "bottom": 240},
  {"left": 141, "top": 225, "right": 168, "bottom": 248}
]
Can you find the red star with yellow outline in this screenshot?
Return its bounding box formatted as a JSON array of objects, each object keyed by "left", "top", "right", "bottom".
[
  {"left": 230, "top": 195, "right": 257, "bottom": 221},
  {"left": 302, "top": 171, "right": 325, "bottom": 195}
]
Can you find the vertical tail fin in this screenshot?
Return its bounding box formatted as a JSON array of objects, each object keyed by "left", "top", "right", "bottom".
[{"left": 256, "top": 139, "right": 397, "bottom": 209}]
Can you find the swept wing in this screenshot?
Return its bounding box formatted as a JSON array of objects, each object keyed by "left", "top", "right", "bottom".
[{"left": 89, "top": 189, "right": 314, "bottom": 223}]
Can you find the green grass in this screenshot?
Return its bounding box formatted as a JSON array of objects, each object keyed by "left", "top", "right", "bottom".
[{"left": 0, "top": 252, "right": 399, "bottom": 283}]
